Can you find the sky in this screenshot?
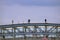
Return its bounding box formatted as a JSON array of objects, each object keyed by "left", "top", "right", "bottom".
[{"left": 0, "top": 0, "right": 60, "bottom": 25}]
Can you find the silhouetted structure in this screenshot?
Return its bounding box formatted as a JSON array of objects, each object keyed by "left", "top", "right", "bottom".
[{"left": 28, "top": 19, "right": 30, "bottom": 23}]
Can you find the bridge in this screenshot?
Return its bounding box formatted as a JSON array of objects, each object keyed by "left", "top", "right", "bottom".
[{"left": 0, "top": 19, "right": 60, "bottom": 40}]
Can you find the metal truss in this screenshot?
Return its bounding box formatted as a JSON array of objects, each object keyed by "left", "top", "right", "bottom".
[{"left": 0, "top": 23, "right": 60, "bottom": 40}]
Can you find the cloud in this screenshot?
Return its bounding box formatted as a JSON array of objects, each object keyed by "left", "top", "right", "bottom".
[{"left": 2, "top": 0, "right": 60, "bottom": 6}]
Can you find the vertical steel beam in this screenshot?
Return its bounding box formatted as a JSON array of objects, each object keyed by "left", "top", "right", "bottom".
[
  {"left": 56, "top": 26, "right": 58, "bottom": 40},
  {"left": 13, "top": 28, "right": 16, "bottom": 40},
  {"left": 1, "top": 28, "right": 2, "bottom": 40},
  {"left": 34, "top": 26, "right": 37, "bottom": 40},
  {"left": 45, "top": 19, "right": 47, "bottom": 36},
  {"left": 24, "top": 26, "right": 27, "bottom": 40},
  {"left": 2, "top": 28, "right": 5, "bottom": 40}
]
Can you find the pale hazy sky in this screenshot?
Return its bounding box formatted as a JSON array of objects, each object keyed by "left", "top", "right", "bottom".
[{"left": 0, "top": 0, "right": 60, "bottom": 25}]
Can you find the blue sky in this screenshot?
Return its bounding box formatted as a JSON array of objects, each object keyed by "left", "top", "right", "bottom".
[
  {"left": 1, "top": 0, "right": 60, "bottom": 6},
  {"left": 0, "top": 0, "right": 60, "bottom": 25}
]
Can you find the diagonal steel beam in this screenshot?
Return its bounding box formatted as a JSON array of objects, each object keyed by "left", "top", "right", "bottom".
[{"left": 48, "top": 26, "right": 55, "bottom": 32}]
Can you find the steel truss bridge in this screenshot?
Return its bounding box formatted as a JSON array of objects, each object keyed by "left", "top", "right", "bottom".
[{"left": 0, "top": 23, "right": 60, "bottom": 40}]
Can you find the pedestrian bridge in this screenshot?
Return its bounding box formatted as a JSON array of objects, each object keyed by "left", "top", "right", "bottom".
[{"left": 0, "top": 23, "right": 60, "bottom": 40}]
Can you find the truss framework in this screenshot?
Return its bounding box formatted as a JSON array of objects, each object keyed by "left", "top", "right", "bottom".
[{"left": 0, "top": 23, "right": 60, "bottom": 40}]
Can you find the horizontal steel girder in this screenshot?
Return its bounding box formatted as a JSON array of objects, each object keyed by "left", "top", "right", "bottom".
[
  {"left": 0, "top": 32, "right": 60, "bottom": 36},
  {"left": 0, "top": 23, "right": 60, "bottom": 28}
]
